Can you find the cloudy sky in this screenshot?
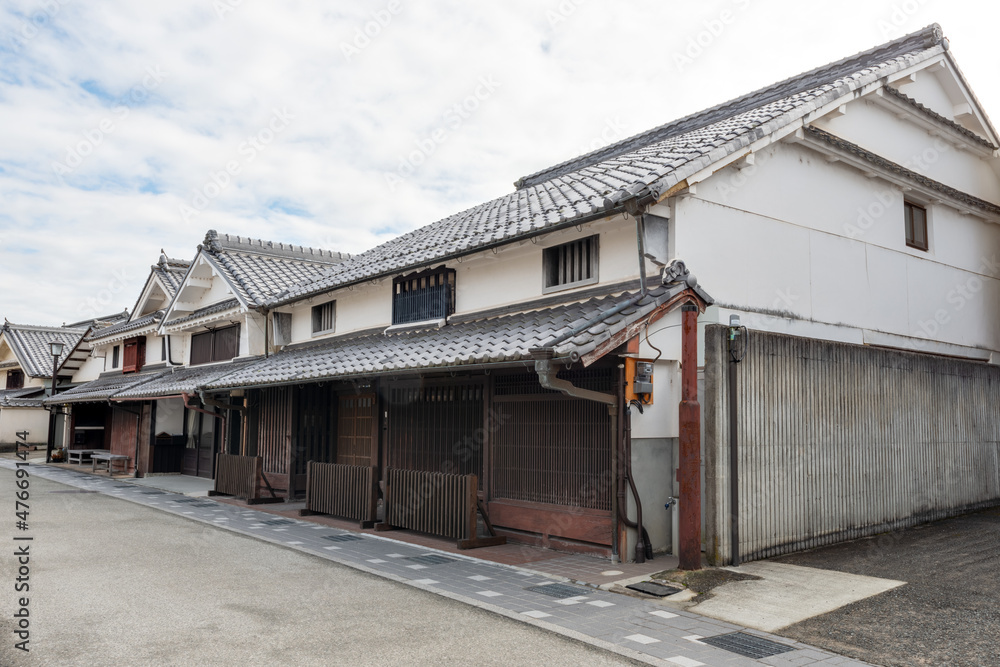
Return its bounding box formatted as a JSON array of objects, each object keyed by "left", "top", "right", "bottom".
[{"left": 1, "top": 0, "right": 997, "bottom": 326}]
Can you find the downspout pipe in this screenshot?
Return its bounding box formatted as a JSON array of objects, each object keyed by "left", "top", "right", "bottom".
[
  {"left": 623, "top": 197, "right": 648, "bottom": 299},
  {"left": 198, "top": 389, "right": 246, "bottom": 457},
  {"left": 182, "top": 393, "right": 226, "bottom": 463}
]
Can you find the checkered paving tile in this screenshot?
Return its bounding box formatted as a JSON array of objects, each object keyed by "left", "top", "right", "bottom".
[{"left": 9, "top": 460, "right": 869, "bottom": 667}]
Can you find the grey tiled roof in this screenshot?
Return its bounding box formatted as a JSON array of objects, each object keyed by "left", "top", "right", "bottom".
[
  {"left": 204, "top": 282, "right": 697, "bottom": 390},
  {"left": 200, "top": 231, "right": 349, "bottom": 307},
  {"left": 44, "top": 369, "right": 164, "bottom": 405},
  {"left": 271, "top": 25, "right": 956, "bottom": 306},
  {"left": 0, "top": 323, "right": 88, "bottom": 378},
  {"left": 114, "top": 358, "right": 259, "bottom": 399},
  {"left": 515, "top": 26, "right": 950, "bottom": 188},
  {"left": 152, "top": 255, "right": 190, "bottom": 298},
  {"left": 881, "top": 85, "right": 997, "bottom": 150},
  {"left": 0, "top": 388, "right": 46, "bottom": 408},
  {"left": 88, "top": 312, "right": 163, "bottom": 342},
  {"left": 66, "top": 311, "right": 129, "bottom": 330},
  {"left": 806, "top": 126, "right": 1000, "bottom": 216},
  {"left": 163, "top": 299, "right": 240, "bottom": 328}
]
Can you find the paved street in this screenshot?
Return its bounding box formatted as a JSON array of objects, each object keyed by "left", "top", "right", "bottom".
[
  {"left": 773, "top": 507, "right": 1000, "bottom": 666},
  {"left": 0, "top": 468, "right": 637, "bottom": 667},
  {"left": 0, "top": 460, "right": 863, "bottom": 666}
]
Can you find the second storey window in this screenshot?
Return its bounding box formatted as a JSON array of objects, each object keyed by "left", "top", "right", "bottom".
[
  {"left": 392, "top": 266, "right": 455, "bottom": 325},
  {"left": 544, "top": 235, "right": 599, "bottom": 292},
  {"left": 190, "top": 324, "right": 240, "bottom": 366},
  {"left": 5, "top": 369, "right": 24, "bottom": 390},
  {"left": 111, "top": 345, "right": 120, "bottom": 369},
  {"left": 904, "top": 201, "right": 928, "bottom": 251},
  {"left": 311, "top": 300, "right": 336, "bottom": 335},
  {"left": 122, "top": 337, "right": 146, "bottom": 374}
]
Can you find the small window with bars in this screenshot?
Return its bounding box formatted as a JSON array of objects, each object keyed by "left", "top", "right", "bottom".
[
  {"left": 311, "top": 301, "right": 336, "bottom": 335},
  {"left": 5, "top": 369, "right": 24, "bottom": 390},
  {"left": 111, "top": 345, "right": 120, "bottom": 369},
  {"left": 904, "top": 201, "right": 928, "bottom": 251},
  {"left": 392, "top": 267, "right": 455, "bottom": 325},
  {"left": 543, "top": 235, "right": 599, "bottom": 292}
]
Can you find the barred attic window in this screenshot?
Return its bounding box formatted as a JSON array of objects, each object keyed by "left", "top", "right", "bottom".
[
  {"left": 543, "top": 235, "right": 599, "bottom": 292},
  {"left": 311, "top": 301, "right": 336, "bottom": 334}
]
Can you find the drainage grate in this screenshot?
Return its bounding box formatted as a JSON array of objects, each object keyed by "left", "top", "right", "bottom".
[
  {"left": 260, "top": 519, "right": 295, "bottom": 526},
  {"left": 321, "top": 533, "right": 364, "bottom": 542},
  {"left": 171, "top": 498, "right": 199, "bottom": 503},
  {"left": 139, "top": 491, "right": 164, "bottom": 495},
  {"left": 701, "top": 632, "right": 795, "bottom": 659},
  {"left": 48, "top": 490, "right": 97, "bottom": 494},
  {"left": 405, "top": 554, "right": 456, "bottom": 566},
  {"left": 626, "top": 581, "right": 683, "bottom": 597},
  {"left": 189, "top": 502, "right": 217, "bottom": 508},
  {"left": 526, "top": 583, "right": 590, "bottom": 599}
]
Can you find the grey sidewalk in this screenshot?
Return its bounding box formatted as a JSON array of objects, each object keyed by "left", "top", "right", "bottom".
[{"left": 5, "top": 459, "right": 869, "bottom": 667}]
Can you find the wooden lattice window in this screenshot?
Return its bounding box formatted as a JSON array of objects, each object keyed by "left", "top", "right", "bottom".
[
  {"left": 392, "top": 266, "right": 455, "bottom": 325},
  {"left": 190, "top": 324, "right": 240, "bottom": 366},
  {"left": 544, "top": 235, "right": 599, "bottom": 292}
]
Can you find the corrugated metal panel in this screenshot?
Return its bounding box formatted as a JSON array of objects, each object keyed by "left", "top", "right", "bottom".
[{"left": 706, "top": 325, "right": 1000, "bottom": 565}]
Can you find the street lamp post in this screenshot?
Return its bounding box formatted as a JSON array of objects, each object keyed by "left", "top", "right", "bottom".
[{"left": 45, "top": 341, "right": 64, "bottom": 464}]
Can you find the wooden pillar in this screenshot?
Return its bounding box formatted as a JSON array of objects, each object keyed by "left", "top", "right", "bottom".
[{"left": 679, "top": 303, "right": 702, "bottom": 570}]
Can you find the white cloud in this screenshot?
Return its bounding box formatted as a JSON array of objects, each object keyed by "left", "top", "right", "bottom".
[{"left": 1, "top": 0, "right": 998, "bottom": 324}]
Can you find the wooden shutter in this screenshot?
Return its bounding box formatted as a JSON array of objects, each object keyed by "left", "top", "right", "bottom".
[
  {"left": 213, "top": 324, "right": 240, "bottom": 362},
  {"left": 122, "top": 337, "right": 145, "bottom": 373},
  {"left": 190, "top": 332, "right": 213, "bottom": 366}
]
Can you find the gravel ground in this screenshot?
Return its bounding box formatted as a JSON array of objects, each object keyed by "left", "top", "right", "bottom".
[
  {"left": 0, "top": 469, "right": 641, "bottom": 667},
  {"left": 771, "top": 506, "right": 1000, "bottom": 667}
]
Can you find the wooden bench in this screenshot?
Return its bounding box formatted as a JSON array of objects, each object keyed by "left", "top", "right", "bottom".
[
  {"left": 92, "top": 452, "right": 129, "bottom": 475},
  {"left": 68, "top": 449, "right": 110, "bottom": 465}
]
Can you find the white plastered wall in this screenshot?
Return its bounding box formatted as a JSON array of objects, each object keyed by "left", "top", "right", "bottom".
[
  {"left": 0, "top": 408, "right": 50, "bottom": 445},
  {"left": 675, "top": 140, "right": 1000, "bottom": 358}
]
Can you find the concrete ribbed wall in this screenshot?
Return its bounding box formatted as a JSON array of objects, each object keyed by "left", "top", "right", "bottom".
[{"left": 704, "top": 325, "right": 1000, "bottom": 565}]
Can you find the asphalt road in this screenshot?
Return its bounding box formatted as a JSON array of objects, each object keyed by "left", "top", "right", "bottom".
[
  {"left": 0, "top": 469, "right": 639, "bottom": 667},
  {"left": 772, "top": 506, "right": 1000, "bottom": 667}
]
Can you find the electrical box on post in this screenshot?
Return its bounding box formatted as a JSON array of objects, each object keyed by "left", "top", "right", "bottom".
[{"left": 625, "top": 358, "right": 654, "bottom": 405}]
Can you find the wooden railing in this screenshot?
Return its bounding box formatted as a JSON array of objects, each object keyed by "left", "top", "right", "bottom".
[
  {"left": 209, "top": 453, "right": 281, "bottom": 504},
  {"left": 379, "top": 468, "right": 505, "bottom": 549},
  {"left": 300, "top": 462, "right": 378, "bottom": 527}
]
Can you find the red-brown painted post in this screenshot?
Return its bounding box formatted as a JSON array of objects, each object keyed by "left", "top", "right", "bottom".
[{"left": 679, "top": 302, "right": 702, "bottom": 570}]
